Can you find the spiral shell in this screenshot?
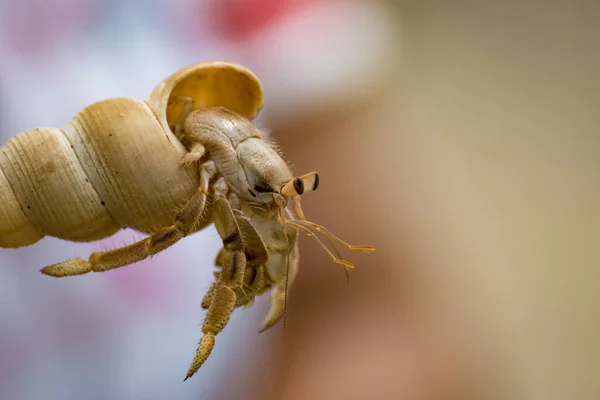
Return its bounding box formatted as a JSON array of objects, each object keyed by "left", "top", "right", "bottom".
[{"left": 0, "top": 61, "right": 264, "bottom": 248}]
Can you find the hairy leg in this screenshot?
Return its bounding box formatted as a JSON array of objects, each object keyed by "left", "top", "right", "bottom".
[
  {"left": 185, "top": 196, "right": 249, "bottom": 380},
  {"left": 40, "top": 162, "right": 216, "bottom": 277},
  {"left": 206, "top": 210, "right": 300, "bottom": 333},
  {"left": 203, "top": 264, "right": 271, "bottom": 310},
  {"left": 179, "top": 142, "right": 206, "bottom": 166},
  {"left": 169, "top": 96, "right": 207, "bottom": 167},
  {"left": 236, "top": 264, "right": 269, "bottom": 308},
  {"left": 201, "top": 214, "right": 270, "bottom": 309}
]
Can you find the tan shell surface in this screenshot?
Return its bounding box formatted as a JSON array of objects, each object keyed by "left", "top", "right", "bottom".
[
  {"left": 0, "top": 164, "right": 44, "bottom": 247},
  {"left": 147, "top": 61, "right": 264, "bottom": 135},
  {"left": 0, "top": 127, "right": 120, "bottom": 244},
  {"left": 0, "top": 98, "right": 200, "bottom": 247},
  {"left": 62, "top": 98, "right": 199, "bottom": 234}
]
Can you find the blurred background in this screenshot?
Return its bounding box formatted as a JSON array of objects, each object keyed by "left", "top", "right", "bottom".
[{"left": 0, "top": 0, "right": 599, "bottom": 399}]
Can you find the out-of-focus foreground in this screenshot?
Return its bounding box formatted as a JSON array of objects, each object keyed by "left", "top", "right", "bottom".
[{"left": 0, "top": 1, "right": 598, "bottom": 399}]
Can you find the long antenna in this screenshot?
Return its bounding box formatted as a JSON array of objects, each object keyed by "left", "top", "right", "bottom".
[{"left": 278, "top": 204, "right": 291, "bottom": 334}]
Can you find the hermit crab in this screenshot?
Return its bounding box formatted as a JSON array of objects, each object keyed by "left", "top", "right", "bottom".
[{"left": 0, "top": 61, "right": 374, "bottom": 380}]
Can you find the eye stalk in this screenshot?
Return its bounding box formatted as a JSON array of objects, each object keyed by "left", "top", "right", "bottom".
[
  {"left": 281, "top": 172, "right": 319, "bottom": 198},
  {"left": 279, "top": 172, "right": 319, "bottom": 220},
  {"left": 276, "top": 170, "right": 375, "bottom": 273}
]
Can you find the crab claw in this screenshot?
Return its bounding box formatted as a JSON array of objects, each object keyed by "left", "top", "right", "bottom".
[{"left": 259, "top": 285, "right": 286, "bottom": 333}]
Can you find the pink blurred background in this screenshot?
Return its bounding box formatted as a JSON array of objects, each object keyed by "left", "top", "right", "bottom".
[{"left": 1, "top": 1, "right": 599, "bottom": 399}]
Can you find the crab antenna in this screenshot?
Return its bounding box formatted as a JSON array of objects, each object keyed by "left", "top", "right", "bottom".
[
  {"left": 292, "top": 219, "right": 376, "bottom": 253},
  {"left": 280, "top": 172, "right": 319, "bottom": 221},
  {"left": 286, "top": 220, "right": 355, "bottom": 269}
]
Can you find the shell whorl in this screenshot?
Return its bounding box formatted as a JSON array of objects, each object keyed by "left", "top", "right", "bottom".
[
  {"left": 0, "top": 61, "right": 264, "bottom": 248},
  {"left": 0, "top": 99, "right": 198, "bottom": 248}
]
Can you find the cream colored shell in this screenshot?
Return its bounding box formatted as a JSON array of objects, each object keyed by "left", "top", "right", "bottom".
[{"left": 0, "top": 62, "right": 264, "bottom": 248}]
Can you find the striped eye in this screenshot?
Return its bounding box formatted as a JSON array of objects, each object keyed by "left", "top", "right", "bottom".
[{"left": 292, "top": 177, "right": 304, "bottom": 195}]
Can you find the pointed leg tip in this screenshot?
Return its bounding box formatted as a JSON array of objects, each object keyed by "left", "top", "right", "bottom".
[
  {"left": 40, "top": 258, "right": 91, "bottom": 277},
  {"left": 184, "top": 368, "right": 198, "bottom": 381},
  {"left": 258, "top": 320, "right": 278, "bottom": 334}
]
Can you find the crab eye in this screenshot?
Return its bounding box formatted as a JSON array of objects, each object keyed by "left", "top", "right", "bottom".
[
  {"left": 254, "top": 182, "right": 272, "bottom": 193},
  {"left": 293, "top": 177, "right": 304, "bottom": 195}
]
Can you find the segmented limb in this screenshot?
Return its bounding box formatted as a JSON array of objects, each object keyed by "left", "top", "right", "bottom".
[
  {"left": 235, "top": 214, "right": 271, "bottom": 306},
  {"left": 40, "top": 162, "right": 216, "bottom": 277},
  {"left": 169, "top": 96, "right": 207, "bottom": 166},
  {"left": 235, "top": 214, "right": 269, "bottom": 267},
  {"left": 202, "top": 264, "right": 269, "bottom": 310},
  {"left": 236, "top": 264, "right": 269, "bottom": 308},
  {"left": 233, "top": 214, "right": 271, "bottom": 307},
  {"left": 202, "top": 214, "right": 271, "bottom": 310},
  {"left": 204, "top": 210, "right": 300, "bottom": 335},
  {"left": 185, "top": 196, "right": 250, "bottom": 381},
  {"left": 179, "top": 142, "right": 206, "bottom": 166}
]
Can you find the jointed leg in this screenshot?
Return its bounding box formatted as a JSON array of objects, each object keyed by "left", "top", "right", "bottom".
[
  {"left": 204, "top": 207, "right": 300, "bottom": 334},
  {"left": 185, "top": 196, "right": 248, "bottom": 380},
  {"left": 202, "top": 210, "right": 300, "bottom": 334},
  {"left": 170, "top": 96, "right": 207, "bottom": 167},
  {"left": 202, "top": 264, "right": 270, "bottom": 310},
  {"left": 201, "top": 214, "right": 270, "bottom": 309},
  {"left": 232, "top": 214, "right": 270, "bottom": 305},
  {"left": 179, "top": 142, "right": 206, "bottom": 166},
  {"left": 40, "top": 162, "right": 216, "bottom": 277},
  {"left": 236, "top": 265, "right": 269, "bottom": 308}
]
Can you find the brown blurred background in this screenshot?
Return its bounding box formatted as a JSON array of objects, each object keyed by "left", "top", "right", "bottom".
[{"left": 236, "top": 2, "right": 600, "bottom": 400}]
